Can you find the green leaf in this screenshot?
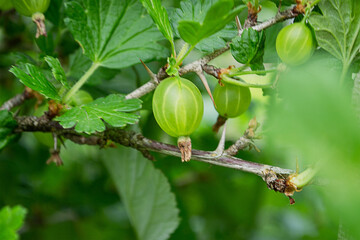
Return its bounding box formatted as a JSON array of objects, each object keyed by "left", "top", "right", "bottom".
[
  {"left": 44, "top": 56, "right": 69, "bottom": 89},
  {"left": 175, "top": 0, "right": 246, "bottom": 46},
  {"left": 103, "top": 147, "right": 179, "bottom": 240},
  {"left": 9, "top": 64, "right": 61, "bottom": 101},
  {"left": 169, "top": 2, "right": 237, "bottom": 52},
  {"left": 0, "top": 205, "right": 27, "bottom": 240},
  {"left": 195, "top": 24, "right": 237, "bottom": 53},
  {"left": 0, "top": 111, "right": 19, "bottom": 151},
  {"left": 140, "top": 0, "right": 174, "bottom": 49},
  {"left": 64, "top": 0, "right": 169, "bottom": 69},
  {"left": 230, "top": 28, "right": 266, "bottom": 71},
  {"left": 55, "top": 94, "right": 142, "bottom": 134},
  {"left": 309, "top": 0, "right": 360, "bottom": 69}
]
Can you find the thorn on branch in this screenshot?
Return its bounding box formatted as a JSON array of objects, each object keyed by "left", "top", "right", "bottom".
[
  {"left": 195, "top": 67, "right": 216, "bottom": 107},
  {"left": 140, "top": 59, "right": 157, "bottom": 83},
  {"left": 235, "top": 16, "right": 243, "bottom": 36},
  {"left": 213, "top": 121, "right": 227, "bottom": 156}
]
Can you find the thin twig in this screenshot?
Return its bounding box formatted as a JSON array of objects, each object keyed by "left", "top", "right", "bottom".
[
  {"left": 14, "top": 116, "right": 294, "bottom": 178},
  {"left": 0, "top": 90, "right": 33, "bottom": 111},
  {"left": 225, "top": 136, "right": 253, "bottom": 156},
  {"left": 246, "top": 7, "right": 299, "bottom": 34}
]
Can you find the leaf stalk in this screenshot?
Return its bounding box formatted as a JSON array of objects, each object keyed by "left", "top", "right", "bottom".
[
  {"left": 228, "top": 68, "right": 277, "bottom": 77},
  {"left": 63, "top": 63, "right": 100, "bottom": 104}
]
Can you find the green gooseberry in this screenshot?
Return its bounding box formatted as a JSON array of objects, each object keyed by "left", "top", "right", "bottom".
[
  {"left": 12, "top": 0, "right": 50, "bottom": 17},
  {"left": 152, "top": 76, "right": 204, "bottom": 162},
  {"left": 213, "top": 83, "right": 251, "bottom": 118},
  {"left": 276, "top": 22, "right": 315, "bottom": 66}
]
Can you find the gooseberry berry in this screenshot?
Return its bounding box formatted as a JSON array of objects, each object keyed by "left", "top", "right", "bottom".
[
  {"left": 213, "top": 83, "right": 251, "bottom": 118},
  {"left": 152, "top": 76, "right": 204, "bottom": 162},
  {"left": 12, "top": 0, "right": 50, "bottom": 17},
  {"left": 276, "top": 22, "right": 315, "bottom": 66},
  {"left": 12, "top": 0, "right": 50, "bottom": 38}
]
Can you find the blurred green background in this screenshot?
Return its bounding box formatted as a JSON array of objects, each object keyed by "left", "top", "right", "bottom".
[{"left": 0, "top": 0, "right": 349, "bottom": 239}]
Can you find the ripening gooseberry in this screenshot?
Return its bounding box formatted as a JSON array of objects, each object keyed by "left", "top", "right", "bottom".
[
  {"left": 152, "top": 76, "right": 204, "bottom": 162},
  {"left": 276, "top": 22, "right": 315, "bottom": 66},
  {"left": 213, "top": 83, "right": 251, "bottom": 118}
]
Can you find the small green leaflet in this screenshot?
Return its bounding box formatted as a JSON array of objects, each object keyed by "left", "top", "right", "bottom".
[
  {"left": 0, "top": 205, "right": 27, "bottom": 240},
  {"left": 176, "top": 0, "right": 246, "bottom": 46},
  {"left": 55, "top": 94, "right": 142, "bottom": 134},
  {"left": 165, "top": 57, "right": 179, "bottom": 76},
  {"left": 140, "top": 0, "right": 174, "bottom": 51},
  {"left": 64, "top": 0, "right": 168, "bottom": 69},
  {"left": 9, "top": 64, "right": 61, "bottom": 101},
  {"left": 0, "top": 110, "right": 19, "bottom": 151},
  {"left": 44, "top": 56, "right": 69, "bottom": 89},
  {"left": 103, "top": 146, "right": 180, "bottom": 240},
  {"left": 309, "top": 0, "right": 360, "bottom": 69},
  {"left": 169, "top": 1, "right": 238, "bottom": 53},
  {"left": 230, "top": 28, "right": 266, "bottom": 72}
]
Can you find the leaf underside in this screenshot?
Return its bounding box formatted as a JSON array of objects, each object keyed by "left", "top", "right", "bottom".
[
  {"left": 103, "top": 146, "right": 180, "bottom": 240},
  {"left": 309, "top": 0, "right": 360, "bottom": 67}
]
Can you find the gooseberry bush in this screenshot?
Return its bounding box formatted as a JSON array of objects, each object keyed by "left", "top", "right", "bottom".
[{"left": 0, "top": 0, "right": 360, "bottom": 239}]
